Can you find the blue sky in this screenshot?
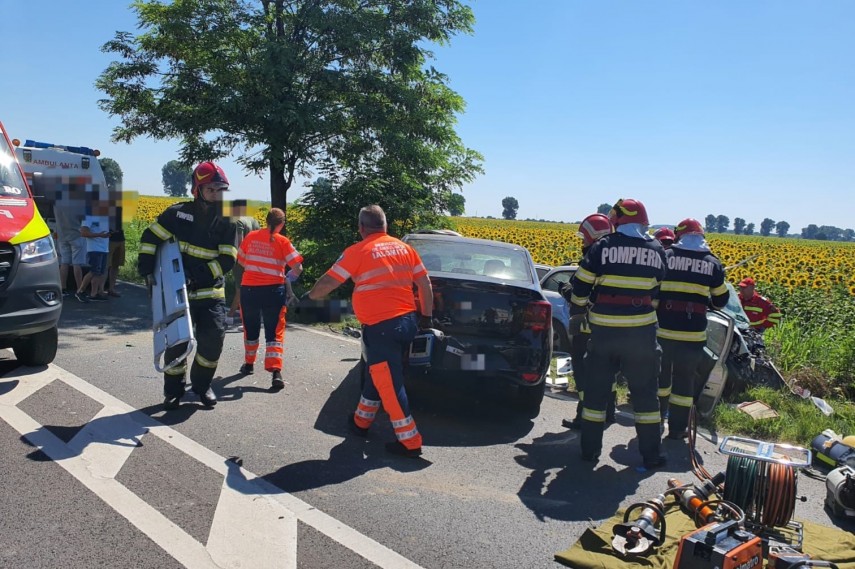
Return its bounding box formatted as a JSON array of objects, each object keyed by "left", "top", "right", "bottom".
[{"left": 2, "top": 1, "right": 853, "bottom": 231}]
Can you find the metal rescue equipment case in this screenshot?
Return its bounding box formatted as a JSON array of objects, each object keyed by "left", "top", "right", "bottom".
[{"left": 151, "top": 238, "right": 195, "bottom": 372}]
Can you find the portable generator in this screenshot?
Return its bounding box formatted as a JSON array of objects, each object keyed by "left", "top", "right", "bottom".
[{"left": 673, "top": 520, "right": 762, "bottom": 569}]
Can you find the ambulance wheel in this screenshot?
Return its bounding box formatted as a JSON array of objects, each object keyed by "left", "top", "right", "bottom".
[
  {"left": 517, "top": 382, "right": 545, "bottom": 417},
  {"left": 13, "top": 326, "right": 58, "bottom": 366}
]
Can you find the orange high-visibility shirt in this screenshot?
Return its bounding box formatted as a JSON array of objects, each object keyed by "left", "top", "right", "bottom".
[
  {"left": 237, "top": 229, "right": 303, "bottom": 286},
  {"left": 327, "top": 233, "right": 427, "bottom": 326}
]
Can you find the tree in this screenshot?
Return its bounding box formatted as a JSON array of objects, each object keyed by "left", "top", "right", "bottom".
[
  {"left": 716, "top": 215, "right": 730, "bottom": 234},
  {"left": 162, "top": 160, "right": 191, "bottom": 197},
  {"left": 844, "top": 229, "right": 855, "bottom": 242},
  {"left": 96, "top": 0, "right": 481, "bottom": 223},
  {"left": 733, "top": 217, "right": 745, "bottom": 235},
  {"left": 745, "top": 223, "right": 755, "bottom": 236},
  {"left": 447, "top": 193, "right": 465, "bottom": 216},
  {"left": 775, "top": 220, "right": 790, "bottom": 238},
  {"left": 597, "top": 203, "right": 612, "bottom": 215},
  {"left": 502, "top": 196, "right": 519, "bottom": 220},
  {"left": 802, "top": 224, "right": 819, "bottom": 240},
  {"left": 705, "top": 214, "right": 717, "bottom": 233},
  {"left": 98, "top": 157, "right": 123, "bottom": 192},
  {"left": 760, "top": 218, "right": 776, "bottom": 237}
]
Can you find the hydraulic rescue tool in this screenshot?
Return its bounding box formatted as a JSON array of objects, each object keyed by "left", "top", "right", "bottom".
[
  {"left": 611, "top": 493, "right": 666, "bottom": 556},
  {"left": 668, "top": 474, "right": 725, "bottom": 525},
  {"left": 673, "top": 520, "right": 762, "bottom": 569},
  {"left": 150, "top": 237, "right": 195, "bottom": 372},
  {"left": 824, "top": 465, "right": 855, "bottom": 519}
]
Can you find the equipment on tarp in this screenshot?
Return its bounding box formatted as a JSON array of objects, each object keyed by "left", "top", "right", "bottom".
[
  {"left": 811, "top": 430, "right": 855, "bottom": 470},
  {"left": 150, "top": 237, "right": 195, "bottom": 372},
  {"left": 668, "top": 474, "right": 725, "bottom": 526},
  {"left": 824, "top": 465, "right": 855, "bottom": 520},
  {"left": 611, "top": 493, "right": 667, "bottom": 556},
  {"left": 673, "top": 520, "right": 763, "bottom": 569},
  {"left": 719, "top": 436, "right": 811, "bottom": 551}
]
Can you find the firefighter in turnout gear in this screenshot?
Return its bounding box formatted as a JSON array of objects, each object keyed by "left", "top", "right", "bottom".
[
  {"left": 657, "top": 218, "right": 729, "bottom": 440},
  {"left": 236, "top": 207, "right": 303, "bottom": 389},
  {"left": 738, "top": 277, "right": 781, "bottom": 332},
  {"left": 653, "top": 227, "right": 676, "bottom": 249},
  {"left": 561, "top": 213, "right": 616, "bottom": 431},
  {"left": 138, "top": 162, "right": 237, "bottom": 410},
  {"left": 306, "top": 205, "right": 433, "bottom": 458},
  {"left": 568, "top": 198, "right": 668, "bottom": 468}
]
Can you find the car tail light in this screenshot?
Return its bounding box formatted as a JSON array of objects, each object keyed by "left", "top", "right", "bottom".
[
  {"left": 521, "top": 372, "right": 541, "bottom": 383},
  {"left": 523, "top": 300, "right": 551, "bottom": 333}
]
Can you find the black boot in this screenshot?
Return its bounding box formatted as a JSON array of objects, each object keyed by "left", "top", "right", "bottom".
[{"left": 195, "top": 388, "right": 217, "bottom": 408}]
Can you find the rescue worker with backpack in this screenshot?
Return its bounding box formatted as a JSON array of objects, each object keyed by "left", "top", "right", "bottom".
[
  {"left": 656, "top": 218, "right": 729, "bottom": 440},
  {"left": 305, "top": 205, "right": 433, "bottom": 458},
  {"left": 567, "top": 198, "right": 668, "bottom": 469},
  {"left": 236, "top": 207, "right": 303, "bottom": 390},
  {"left": 138, "top": 161, "right": 237, "bottom": 410},
  {"left": 560, "top": 213, "right": 616, "bottom": 431}
]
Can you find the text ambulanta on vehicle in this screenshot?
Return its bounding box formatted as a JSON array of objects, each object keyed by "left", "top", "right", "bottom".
[{"left": 0, "top": 122, "right": 62, "bottom": 365}]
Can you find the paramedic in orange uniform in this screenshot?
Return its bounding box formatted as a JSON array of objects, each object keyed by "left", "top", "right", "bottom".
[
  {"left": 306, "top": 205, "right": 433, "bottom": 458},
  {"left": 236, "top": 208, "right": 303, "bottom": 390}
]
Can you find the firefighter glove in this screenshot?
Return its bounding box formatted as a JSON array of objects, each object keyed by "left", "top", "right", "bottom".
[
  {"left": 558, "top": 281, "right": 573, "bottom": 302},
  {"left": 568, "top": 313, "right": 587, "bottom": 336}
]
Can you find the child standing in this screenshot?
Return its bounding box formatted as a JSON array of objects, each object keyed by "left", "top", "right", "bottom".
[{"left": 76, "top": 198, "right": 112, "bottom": 303}]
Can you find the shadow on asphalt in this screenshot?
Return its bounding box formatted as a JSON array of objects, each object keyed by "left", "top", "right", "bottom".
[{"left": 56, "top": 283, "right": 151, "bottom": 345}]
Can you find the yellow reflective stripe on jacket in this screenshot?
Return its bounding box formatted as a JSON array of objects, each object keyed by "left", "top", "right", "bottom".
[
  {"left": 657, "top": 328, "right": 708, "bottom": 342},
  {"left": 658, "top": 386, "right": 672, "bottom": 398},
  {"left": 207, "top": 260, "right": 223, "bottom": 279},
  {"left": 711, "top": 282, "right": 729, "bottom": 296},
  {"left": 634, "top": 411, "right": 661, "bottom": 425},
  {"left": 179, "top": 241, "right": 218, "bottom": 260},
  {"left": 149, "top": 222, "right": 173, "bottom": 241},
  {"left": 589, "top": 312, "right": 658, "bottom": 327},
  {"left": 597, "top": 274, "right": 660, "bottom": 290},
  {"left": 660, "top": 281, "right": 711, "bottom": 295},
  {"left": 219, "top": 243, "right": 238, "bottom": 258},
  {"left": 570, "top": 293, "right": 589, "bottom": 307},
  {"left": 139, "top": 242, "right": 157, "bottom": 255},
  {"left": 574, "top": 267, "right": 597, "bottom": 284},
  {"left": 188, "top": 288, "right": 226, "bottom": 300}
]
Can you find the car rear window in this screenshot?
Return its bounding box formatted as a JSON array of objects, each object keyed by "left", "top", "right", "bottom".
[{"left": 407, "top": 238, "right": 534, "bottom": 284}]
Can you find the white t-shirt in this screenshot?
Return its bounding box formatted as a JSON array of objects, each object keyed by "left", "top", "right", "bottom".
[{"left": 82, "top": 216, "right": 110, "bottom": 253}]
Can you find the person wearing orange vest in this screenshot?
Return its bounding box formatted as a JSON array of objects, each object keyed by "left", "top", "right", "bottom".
[
  {"left": 236, "top": 207, "right": 303, "bottom": 389},
  {"left": 738, "top": 277, "right": 781, "bottom": 332},
  {"left": 305, "top": 205, "right": 434, "bottom": 458}
]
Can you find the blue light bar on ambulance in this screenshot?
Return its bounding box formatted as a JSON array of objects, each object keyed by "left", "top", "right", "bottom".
[{"left": 23, "top": 140, "right": 100, "bottom": 157}]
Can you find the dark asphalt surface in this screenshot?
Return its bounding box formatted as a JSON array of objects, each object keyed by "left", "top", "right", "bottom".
[{"left": 1, "top": 281, "right": 853, "bottom": 568}]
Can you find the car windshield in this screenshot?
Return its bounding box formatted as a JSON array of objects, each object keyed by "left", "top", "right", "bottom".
[
  {"left": 719, "top": 282, "right": 752, "bottom": 328},
  {"left": 0, "top": 130, "right": 27, "bottom": 196},
  {"left": 408, "top": 237, "right": 534, "bottom": 284}
]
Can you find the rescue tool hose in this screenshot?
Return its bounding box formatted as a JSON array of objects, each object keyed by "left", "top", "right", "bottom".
[{"left": 723, "top": 455, "right": 797, "bottom": 527}]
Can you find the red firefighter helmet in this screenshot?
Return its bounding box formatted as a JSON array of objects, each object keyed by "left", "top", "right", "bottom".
[
  {"left": 674, "top": 218, "right": 704, "bottom": 239},
  {"left": 653, "top": 227, "right": 676, "bottom": 244},
  {"left": 608, "top": 198, "right": 649, "bottom": 227},
  {"left": 191, "top": 161, "right": 230, "bottom": 198},
  {"left": 578, "top": 213, "right": 614, "bottom": 247}
]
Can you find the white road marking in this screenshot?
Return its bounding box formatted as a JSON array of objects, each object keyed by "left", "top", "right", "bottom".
[{"left": 0, "top": 358, "right": 425, "bottom": 569}]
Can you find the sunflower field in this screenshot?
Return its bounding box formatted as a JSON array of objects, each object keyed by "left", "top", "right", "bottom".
[{"left": 127, "top": 197, "right": 855, "bottom": 402}]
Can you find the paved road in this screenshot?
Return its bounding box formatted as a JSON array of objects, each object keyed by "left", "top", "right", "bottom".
[{"left": 1, "top": 282, "right": 852, "bottom": 568}]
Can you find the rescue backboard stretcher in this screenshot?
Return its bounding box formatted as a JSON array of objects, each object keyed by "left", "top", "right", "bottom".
[{"left": 151, "top": 238, "right": 195, "bottom": 372}]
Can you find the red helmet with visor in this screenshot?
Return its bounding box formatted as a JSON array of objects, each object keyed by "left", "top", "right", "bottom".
[
  {"left": 578, "top": 213, "right": 614, "bottom": 247},
  {"left": 608, "top": 198, "right": 649, "bottom": 227}
]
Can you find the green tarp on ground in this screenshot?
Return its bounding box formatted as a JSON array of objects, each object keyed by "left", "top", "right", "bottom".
[{"left": 555, "top": 504, "right": 855, "bottom": 569}]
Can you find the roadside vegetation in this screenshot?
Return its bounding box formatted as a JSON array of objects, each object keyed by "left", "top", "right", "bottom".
[{"left": 124, "top": 200, "right": 855, "bottom": 446}]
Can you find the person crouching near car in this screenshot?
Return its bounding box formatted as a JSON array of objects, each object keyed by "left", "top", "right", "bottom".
[
  {"left": 561, "top": 212, "right": 615, "bottom": 431},
  {"left": 567, "top": 198, "right": 668, "bottom": 469},
  {"left": 138, "top": 161, "right": 237, "bottom": 410},
  {"left": 656, "top": 218, "right": 729, "bottom": 441},
  {"left": 235, "top": 207, "right": 303, "bottom": 390},
  {"left": 305, "top": 205, "right": 433, "bottom": 458}
]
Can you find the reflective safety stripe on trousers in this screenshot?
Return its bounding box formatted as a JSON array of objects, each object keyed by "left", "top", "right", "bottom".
[{"left": 368, "top": 361, "right": 422, "bottom": 449}]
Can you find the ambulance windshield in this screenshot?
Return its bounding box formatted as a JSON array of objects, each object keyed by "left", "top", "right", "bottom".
[{"left": 0, "top": 134, "right": 27, "bottom": 196}]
